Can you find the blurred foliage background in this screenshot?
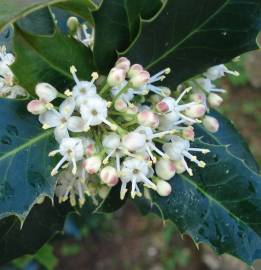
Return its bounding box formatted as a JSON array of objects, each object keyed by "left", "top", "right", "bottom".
[{"left": 1, "top": 50, "right": 261, "bottom": 270}]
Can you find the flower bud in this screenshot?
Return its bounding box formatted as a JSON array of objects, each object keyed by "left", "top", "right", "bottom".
[
  {"left": 172, "top": 160, "right": 186, "bottom": 174},
  {"left": 156, "top": 97, "right": 175, "bottom": 113},
  {"left": 190, "top": 92, "right": 206, "bottom": 104},
  {"left": 115, "top": 57, "right": 131, "bottom": 72},
  {"left": 27, "top": 100, "right": 46, "bottom": 115},
  {"left": 67, "top": 16, "right": 79, "bottom": 33},
  {"left": 102, "top": 132, "right": 120, "bottom": 149},
  {"left": 114, "top": 99, "right": 128, "bottom": 112},
  {"left": 100, "top": 166, "right": 119, "bottom": 187},
  {"left": 162, "top": 87, "right": 172, "bottom": 97},
  {"left": 35, "top": 83, "right": 58, "bottom": 102},
  {"left": 208, "top": 93, "right": 223, "bottom": 107},
  {"left": 128, "top": 64, "right": 144, "bottom": 78},
  {"left": 83, "top": 156, "right": 102, "bottom": 174},
  {"left": 203, "top": 116, "right": 219, "bottom": 133},
  {"left": 156, "top": 179, "right": 172, "bottom": 196},
  {"left": 182, "top": 126, "right": 195, "bottom": 141},
  {"left": 155, "top": 158, "right": 176, "bottom": 180},
  {"left": 122, "top": 132, "right": 146, "bottom": 151},
  {"left": 137, "top": 110, "right": 159, "bottom": 128},
  {"left": 150, "top": 94, "right": 162, "bottom": 104},
  {"left": 107, "top": 67, "right": 126, "bottom": 87},
  {"left": 130, "top": 70, "right": 150, "bottom": 88},
  {"left": 185, "top": 104, "right": 206, "bottom": 118}
]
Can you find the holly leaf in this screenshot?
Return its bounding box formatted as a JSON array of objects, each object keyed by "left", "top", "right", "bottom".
[
  {"left": 11, "top": 26, "right": 95, "bottom": 95},
  {"left": 0, "top": 99, "right": 57, "bottom": 222},
  {"left": 124, "top": 0, "right": 261, "bottom": 87},
  {"left": 0, "top": 199, "right": 71, "bottom": 265},
  {"left": 93, "top": 0, "right": 163, "bottom": 73},
  {"left": 195, "top": 110, "right": 259, "bottom": 172},
  {"left": 0, "top": 0, "right": 97, "bottom": 31}
]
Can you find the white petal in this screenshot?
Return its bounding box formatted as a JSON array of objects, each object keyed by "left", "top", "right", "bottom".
[
  {"left": 54, "top": 126, "right": 69, "bottom": 143},
  {"left": 60, "top": 97, "right": 75, "bottom": 118},
  {"left": 39, "top": 110, "right": 61, "bottom": 127},
  {"left": 36, "top": 83, "right": 57, "bottom": 102},
  {"left": 67, "top": 116, "right": 85, "bottom": 132}
]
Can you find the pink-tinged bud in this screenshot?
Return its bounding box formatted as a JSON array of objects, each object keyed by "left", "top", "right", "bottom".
[
  {"left": 85, "top": 143, "right": 95, "bottom": 156},
  {"left": 203, "top": 116, "right": 219, "bottom": 133},
  {"left": 122, "top": 132, "right": 146, "bottom": 151},
  {"left": 27, "top": 100, "right": 46, "bottom": 115},
  {"left": 208, "top": 93, "right": 223, "bottom": 107},
  {"left": 130, "top": 70, "right": 150, "bottom": 88},
  {"left": 182, "top": 126, "right": 195, "bottom": 141},
  {"left": 83, "top": 156, "right": 102, "bottom": 174},
  {"left": 67, "top": 16, "right": 80, "bottom": 32},
  {"left": 107, "top": 67, "right": 126, "bottom": 86},
  {"left": 128, "top": 64, "right": 144, "bottom": 78},
  {"left": 156, "top": 179, "right": 172, "bottom": 196},
  {"left": 156, "top": 97, "right": 175, "bottom": 113},
  {"left": 137, "top": 110, "right": 159, "bottom": 128},
  {"left": 100, "top": 166, "right": 119, "bottom": 187},
  {"left": 114, "top": 99, "right": 128, "bottom": 112},
  {"left": 155, "top": 158, "right": 176, "bottom": 180},
  {"left": 185, "top": 104, "right": 206, "bottom": 118},
  {"left": 172, "top": 160, "right": 186, "bottom": 174},
  {"left": 115, "top": 57, "right": 131, "bottom": 72},
  {"left": 190, "top": 92, "right": 206, "bottom": 104}
]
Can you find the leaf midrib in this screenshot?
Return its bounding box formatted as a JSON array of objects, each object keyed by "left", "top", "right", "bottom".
[
  {"left": 0, "top": 129, "right": 53, "bottom": 162},
  {"left": 146, "top": 0, "right": 230, "bottom": 69}
]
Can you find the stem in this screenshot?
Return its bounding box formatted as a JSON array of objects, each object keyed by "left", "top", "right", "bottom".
[{"left": 99, "top": 83, "right": 110, "bottom": 96}]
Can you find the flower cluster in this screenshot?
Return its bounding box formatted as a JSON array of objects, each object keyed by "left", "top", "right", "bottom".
[
  {"left": 27, "top": 57, "right": 238, "bottom": 207},
  {"left": 0, "top": 46, "right": 27, "bottom": 99}
]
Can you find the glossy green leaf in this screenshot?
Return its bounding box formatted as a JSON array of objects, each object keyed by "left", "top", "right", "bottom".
[
  {"left": 93, "top": 0, "right": 162, "bottom": 73},
  {"left": 195, "top": 110, "right": 259, "bottom": 172},
  {"left": 16, "top": 8, "right": 55, "bottom": 36},
  {"left": 0, "top": 0, "right": 97, "bottom": 32},
  {"left": 0, "top": 99, "right": 57, "bottom": 222},
  {"left": 11, "top": 26, "right": 95, "bottom": 95},
  {"left": 145, "top": 140, "right": 261, "bottom": 265},
  {"left": 54, "top": 0, "right": 98, "bottom": 25},
  {"left": 0, "top": 199, "right": 70, "bottom": 265},
  {"left": 0, "top": 0, "right": 67, "bottom": 31},
  {"left": 125, "top": 0, "right": 261, "bottom": 87}
]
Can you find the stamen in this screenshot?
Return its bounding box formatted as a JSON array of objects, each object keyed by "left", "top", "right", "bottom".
[
  {"left": 64, "top": 89, "right": 72, "bottom": 96},
  {"left": 101, "top": 118, "right": 117, "bottom": 130},
  {"left": 120, "top": 181, "right": 128, "bottom": 200},
  {"left": 145, "top": 144, "right": 157, "bottom": 163},
  {"left": 48, "top": 150, "right": 60, "bottom": 157},
  {"left": 51, "top": 156, "right": 67, "bottom": 176},
  {"left": 103, "top": 149, "right": 115, "bottom": 164},
  {"left": 70, "top": 65, "right": 80, "bottom": 85},
  {"left": 176, "top": 87, "right": 192, "bottom": 104}
]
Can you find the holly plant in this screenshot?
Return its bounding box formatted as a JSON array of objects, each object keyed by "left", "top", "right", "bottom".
[{"left": 0, "top": 0, "right": 261, "bottom": 266}]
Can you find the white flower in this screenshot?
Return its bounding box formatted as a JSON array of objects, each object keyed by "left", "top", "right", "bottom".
[
  {"left": 204, "top": 64, "right": 239, "bottom": 80},
  {"left": 156, "top": 88, "right": 200, "bottom": 124},
  {"left": 194, "top": 78, "right": 226, "bottom": 94},
  {"left": 39, "top": 97, "right": 85, "bottom": 142},
  {"left": 55, "top": 166, "right": 89, "bottom": 207},
  {"left": 120, "top": 158, "right": 156, "bottom": 199},
  {"left": 80, "top": 95, "right": 116, "bottom": 130},
  {"left": 0, "top": 46, "right": 14, "bottom": 66},
  {"left": 27, "top": 83, "right": 57, "bottom": 115},
  {"left": 138, "top": 68, "right": 171, "bottom": 96},
  {"left": 163, "top": 136, "right": 209, "bottom": 176},
  {"left": 111, "top": 81, "right": 134, "bottom": 103},
  {"left": 49, "top": 138, "right": 84, "bottom": 176}
]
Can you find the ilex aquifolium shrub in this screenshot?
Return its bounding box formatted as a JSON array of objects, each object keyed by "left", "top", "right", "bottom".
[{"left": 0, "top": 0, "right": 260, "bottom": 266}]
